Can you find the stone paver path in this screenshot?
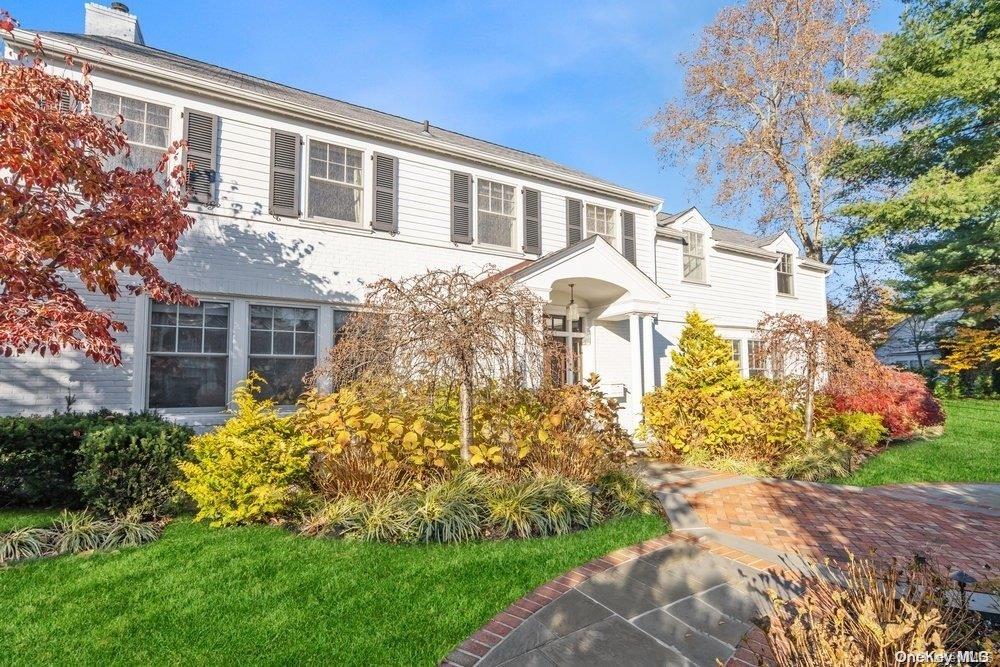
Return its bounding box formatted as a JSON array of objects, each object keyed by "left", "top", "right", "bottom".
[{"left": 444, "top": 462, "right": 1000, "bottom": 667}]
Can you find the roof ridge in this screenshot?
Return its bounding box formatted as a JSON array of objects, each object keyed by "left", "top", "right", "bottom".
[{"left": 38, "top": 30, "right": 623, "bottom": 191}]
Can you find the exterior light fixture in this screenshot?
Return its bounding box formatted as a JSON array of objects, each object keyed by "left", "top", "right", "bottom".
[{"left": 565, "top": 283, "right": 579, "bottom": 323}]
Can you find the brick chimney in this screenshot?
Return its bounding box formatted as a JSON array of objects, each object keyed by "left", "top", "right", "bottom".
[{"left": 84, "top": 2, "right": 144, "bottom": 45}]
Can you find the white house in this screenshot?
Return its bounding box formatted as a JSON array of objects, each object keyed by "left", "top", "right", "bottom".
[
  {"left": 0, "top": 3, "right": 830, "bottom": 430},
  {"left": 876, "top": 311, "right": 960, "bottom": 371}
]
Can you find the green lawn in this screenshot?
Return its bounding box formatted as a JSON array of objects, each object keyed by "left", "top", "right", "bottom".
[
  {"left": 836, "top": 398, "right": 1000, "bottom": 486},
  {"left": 0, "top": 508, "right": 62, "bottom": 532},
  {"left": 0, "top": 514, "right": 665, "bottom": 666}
]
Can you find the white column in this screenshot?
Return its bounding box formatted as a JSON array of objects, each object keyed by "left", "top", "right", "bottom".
[
  {"left": 642, "top": 315, "right": 655, "bottom": 394},
  {"left": 228, "top": 297, "right": 249, "bottom": 407},
  {"left": 628, "top": 313, "right": 642, "bottom": 429}
]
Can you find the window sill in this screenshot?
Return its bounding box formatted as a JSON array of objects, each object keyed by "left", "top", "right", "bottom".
[
  {"left": 682, "top": 279, "right": 711, "bottom": 287},
  {"left": 300, "top": 216, "right": 366, "bottom": 230},
  {"left": 777, "top": 292, "right": 797, "bottom": 299}
]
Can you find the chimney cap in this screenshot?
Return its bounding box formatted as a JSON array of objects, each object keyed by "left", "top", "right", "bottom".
[{"left": 110, "top": 2, "right": 129, "bottom": 11}]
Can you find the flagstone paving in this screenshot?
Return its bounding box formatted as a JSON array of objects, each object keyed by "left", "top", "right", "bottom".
[{"left": 443, "top": 462, "right": 1000, "bottom": 667}]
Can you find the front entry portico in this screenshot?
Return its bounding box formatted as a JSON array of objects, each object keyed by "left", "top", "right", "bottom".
[{"left": 510, "top": 236, "right": 670, "bottom": 431}]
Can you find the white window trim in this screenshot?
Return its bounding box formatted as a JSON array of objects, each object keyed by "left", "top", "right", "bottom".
[
  {"left": 302, "top": 137, "right": 366, "bottom": 228},
  {"left": 777, "top": 252, "right": 796, "bottom": 297},
  {"left": 473, "top": 175, "right": 520, "bottom": 252},
  {"left": 248, "top": 302, "right": 321, "bottom": 406},
  {"left": 584, "top": 202, "right": 619, "bottom": 249},
  {"left": 681, "top": 229, "right": 709, "bottom": 285},
  {"left": 142, "top": 296, "right": 235, "bottom": 414},
  {"left": 91, "top": 89, "right": 174, "bottom": 156}
]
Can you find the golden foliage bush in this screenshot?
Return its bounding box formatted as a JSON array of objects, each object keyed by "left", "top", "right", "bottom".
[
  {"left": 176, "top": 374, "right": 312, "bottom": 526},
  {"left": 295, "top": 374, "right": 633, "bottom": 498}
]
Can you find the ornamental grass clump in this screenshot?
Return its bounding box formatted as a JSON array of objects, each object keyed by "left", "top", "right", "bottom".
[
  {"left": 353, "top": 493, "right": 414, "bottom": 543},
  {"left": 0, "top": 527, "right": 54, "bottom": 565},
  {"left": 484, "top": 478, "right": 548, "bottom": 539},
  {"left": 596, "top": 470, "right": 660, "bottom": 518},
  {"left": 50, "top": 510, "right": 108, "bottom": 555},
  {"left": 101, "top": 509, "right": 162, "bottom": 549},
  {"left": 410, "top": 470, "right": 486, "bottom": 543},
  {"left": 298, "top": 496, "right": 364, "bottom": 538},
  {"left": 759, "top": 554, "right": 988, "bottom": 667}
]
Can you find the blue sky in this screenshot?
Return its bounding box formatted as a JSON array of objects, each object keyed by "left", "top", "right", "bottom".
[{"left": 9, "top": 0, "right": 902, "bottom": 241}]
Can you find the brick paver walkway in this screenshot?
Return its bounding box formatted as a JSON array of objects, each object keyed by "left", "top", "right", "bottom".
[
  {"left": 444, "top": 462, "right": 999, "bottom": 666},
  {"left": 689, "top": 479, "right": 999, "bottom": 580}
]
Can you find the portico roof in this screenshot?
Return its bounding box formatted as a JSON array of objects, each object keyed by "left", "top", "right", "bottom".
[{"left": 505, "top": 236, "right": 669, "bottom": 319}]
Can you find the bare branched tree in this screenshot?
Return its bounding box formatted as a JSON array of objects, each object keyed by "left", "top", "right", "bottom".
[
  {"left": 309, "top": 268, "right": 553, "bottom": 461},
  {"left": 758, "top": 313, "right": 879, "bottom": 438},
  {"left": 649, "top": 0, "right": 878, "bottom": 263}
]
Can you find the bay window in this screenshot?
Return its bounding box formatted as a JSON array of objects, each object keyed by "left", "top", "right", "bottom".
[
  {"left": 147, "top": 301, "right": 229, "bottom": 409},
  {"left": 308, "top": 140, "right": 363, "bottom": 223}
]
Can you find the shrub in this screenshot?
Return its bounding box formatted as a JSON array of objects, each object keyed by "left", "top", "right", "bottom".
[
  {"left": 531, "top": 476, "right": 593, "bottom": 534},
  {"left": 825, "top": 366, "right": 945, "bottom": 439},
  {"left": 75, "top": 418, "right": 193, "bottom": 516},
  {"left": 596, "top": 470, "right": 659, "bottom": 518},
  {"left": 759, "top": 554, "right": 986, "bottom": 666},
  {"left": 0, "top": 411, "right": 114, "bottom": 507},
  {"left": 819, "top": 410, "right": 887, "bottom": 452},
  {"left": 644, "top": 378, "right": 804, "bottom": 474},
  {"left": 177, "top": 374, "right": 312, "bottom": 527}
]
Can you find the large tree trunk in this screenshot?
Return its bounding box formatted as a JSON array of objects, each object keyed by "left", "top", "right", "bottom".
[{"left": 459, "top": 376, "right": 473, "bottom": 461}]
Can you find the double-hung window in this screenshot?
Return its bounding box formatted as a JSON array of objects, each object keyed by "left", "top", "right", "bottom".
[
  {"left": 748, "top": 340, "right": 767, "bottom": 378},
  {"left": 585, "top": 204, "right": 616, "bottom": 246},
  {"left": 477, "top": 179, "right": 516, "bottom": 248},
  {"left": 683, "top": 231, "right": 706, "bottom": 282},
  {"left": 147, "top": 301, "right": 229, "bottom": 409},
  {"left": 92, "top": 91, "right": 170, "bottom": 173},
  {"left": 249, "top": 305, "right": 318, "bottom": 404},
  {"left": 727, "top": 339, "right": 742, "bottom": 370},
  {"left": 777, "top": 252, "right": 794, "bottom": 295},
  {"left": 308, "top": 141, "right": 363, "bottom": 223}
]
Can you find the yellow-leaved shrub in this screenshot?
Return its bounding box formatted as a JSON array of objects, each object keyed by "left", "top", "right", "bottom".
[{"left": 176, "top": 374, "right": 312, "bottom": 526}]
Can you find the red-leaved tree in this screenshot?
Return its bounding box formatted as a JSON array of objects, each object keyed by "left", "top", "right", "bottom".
[{"left": 1, "top": 13, "right": 195, "bottom": 366}]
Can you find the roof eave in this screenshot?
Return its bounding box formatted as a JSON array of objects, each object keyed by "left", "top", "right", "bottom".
[{"left": 11, "top": 29, "right": 662, "bottom": 208}]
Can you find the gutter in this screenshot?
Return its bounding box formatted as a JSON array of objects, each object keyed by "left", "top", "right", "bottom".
[
  {"left": 10, "top": 29, "right": 662, "bottom": 209},
  {"left": 712, "top": 241, "right": 779, "bottom": 261}
]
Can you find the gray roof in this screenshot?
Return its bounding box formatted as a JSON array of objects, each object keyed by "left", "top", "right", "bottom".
[
  {"left": 656, "top": 210, "right": 786, "bottom": 251},
  {"left": 39, "top": 32, "right": 629, "bottom": 192}
]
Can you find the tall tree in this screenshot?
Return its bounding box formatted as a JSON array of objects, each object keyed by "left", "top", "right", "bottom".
[
  {"left": 828, "top": 276, "right": 905, "bottom": 350},
  {"left": 650, "top": 0, "right": 877, "bottom": 263},
  {"left": 835, "top": 0, "right": 1000, "bottom": 324},
  {"left": 1, "top": 16, "right": 195, "bottom": 365}
]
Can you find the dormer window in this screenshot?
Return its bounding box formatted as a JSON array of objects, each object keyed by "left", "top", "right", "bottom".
[
  {"left": 682, "top": 231, "right": 706, "bottom": 282},
  {"left": 777, "top": 252, "right": 794, "bottom": 295}
]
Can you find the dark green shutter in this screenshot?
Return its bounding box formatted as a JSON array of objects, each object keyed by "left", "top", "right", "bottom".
[
  {"left": 269, "top": 130, "right": 300, "bottom": 217},
  {"left": 451, "top": 171, "right": 473, "bottom": 244},
  {"left": 183, "top": 109, "right": 218, "bottom": 205},
  {"left": 522, "top": 188, "right": 541, "bottom": 255},
  {"left": 372, "top": 153, "right": 398, "bottom": 233},
  {"left": 622, "top": 210, "right": 636, "bottom": 264},
  {"left": 565, "top": 198, "right": 582, "bottom": 246}
]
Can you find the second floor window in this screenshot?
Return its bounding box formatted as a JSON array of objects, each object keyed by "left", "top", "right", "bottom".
[
  {"left": 683, "top": 231, "right": 706, "bottom": 282},
  {"left": 777, "top": 252, "right": 794, "bottom": 295},
  {"left": 92, "top": 91, "right": 170, "bottom": 173},
  {"left": 477, "top": 179, "right": 516, "bottom": 248},
  {"left": 308, "top": 141, "right": 363, "bottom": 224},
  {"left": 586, "top": 204, "right": 616, "bottom": 245}
]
